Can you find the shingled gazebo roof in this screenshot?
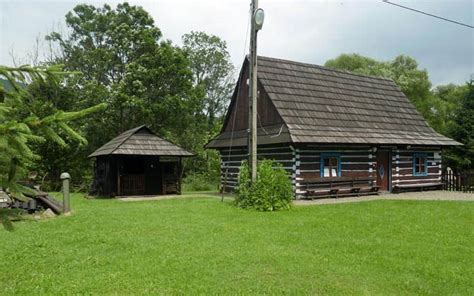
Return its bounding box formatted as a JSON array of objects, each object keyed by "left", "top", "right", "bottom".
[
  {"left": 89, "top": 125, "right": 193, "bottom": 158},
  {"left": 206, "top": 56, "right": 461, "bottom": 148}
]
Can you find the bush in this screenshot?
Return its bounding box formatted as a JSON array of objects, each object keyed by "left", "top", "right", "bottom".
[
  {"left": 235, "top": 160, "right": 293, "bottom": 211},
  {"left": 182, "top": 173, "right": 217, "bottom": 192}
]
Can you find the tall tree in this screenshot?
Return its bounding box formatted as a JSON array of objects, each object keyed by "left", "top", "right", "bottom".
[
  {"left": 444, "top": 80, "right": 474, "bottom": 170},
  {"left": 46, "top": 2, "right": 200, "bottom": 137},
  {"left": 182, "top": 31, "right": 235, "bottom": 129},
  {"left": 43, "top": 2, "right": 220, "bottom": 182}
]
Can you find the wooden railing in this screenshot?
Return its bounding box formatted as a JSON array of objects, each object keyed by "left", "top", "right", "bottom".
[
  {"left": 442, "top": 171, "right": 474, "bottom": 193},
  {"left": 120, "top": 174, "right": 145, "bottom": 196}
]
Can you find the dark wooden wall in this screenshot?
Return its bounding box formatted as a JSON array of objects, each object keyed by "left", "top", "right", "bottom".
[
  {"left": 92, "top": 155, "right": 182, "bottom": 197},
  {"left": 224, "top": 67, "right": 283, "bottom": 133},
  {"left": 93, "top": 155, "right": 118, "bottom": 196},
  {"left": 219, "top": 144, "right": 295, "bottom": 192}
]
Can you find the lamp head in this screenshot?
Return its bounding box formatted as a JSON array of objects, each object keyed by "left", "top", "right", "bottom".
[{"left": 254, "top": 8, "right": 265, "bottom": 30}]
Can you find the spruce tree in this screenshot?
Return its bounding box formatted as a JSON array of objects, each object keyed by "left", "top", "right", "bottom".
[{"left": 0, "top": 65, "right": 106, "bottom": 196}]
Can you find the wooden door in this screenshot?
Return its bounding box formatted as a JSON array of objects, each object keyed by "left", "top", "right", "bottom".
[
  {"left": 145, "top": 157, "right": 162, "bottom": 195},
  {"left": 376, "top": 151, "right": 389, "bottom": 191}
]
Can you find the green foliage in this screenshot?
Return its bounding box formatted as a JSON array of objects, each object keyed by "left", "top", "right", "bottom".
[
  {"left": 0, "top": 65, "right": 105, "bottom": 194},
  {"left": 0, "top": 209, "right": 23, "bottom": 232},
  {"left": 182, "top": 173, "right": 217, "bottom": 192},
  {"left": 235, "top": 160, "right": 293, "bottom": 211},
  {"left": 443, "top": 81, "right": 474, "bottom": 170},
  {"left": 182, "top": 31, "right": 235, "bottom": 129}
]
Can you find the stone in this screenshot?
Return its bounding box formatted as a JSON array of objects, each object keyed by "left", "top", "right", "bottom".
[
  {"left": 0, "top": 190, "right": 12, "bottom": 203},
  {"left": 42, "top": 208, "right": 56, "bottom": 218}
]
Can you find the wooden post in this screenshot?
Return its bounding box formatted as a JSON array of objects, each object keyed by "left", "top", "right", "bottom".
[
  {"left": 248, "top": 0, "right": 264, "bottom": 182},
  {"left": 60, "top": 172, "right": 71, "bottom": 214}
]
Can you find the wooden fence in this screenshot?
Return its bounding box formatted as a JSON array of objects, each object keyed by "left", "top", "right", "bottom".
[{"left": 442, "top": 171, "right": 474, "bottom": 193}]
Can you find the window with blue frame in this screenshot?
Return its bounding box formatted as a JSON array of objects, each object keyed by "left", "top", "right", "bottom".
[
  {"left": 320, "top": 154, "right": 341, "bottom": 178},
  {"left": 413, "top": 153, "right": 428, "bottom": 176}
]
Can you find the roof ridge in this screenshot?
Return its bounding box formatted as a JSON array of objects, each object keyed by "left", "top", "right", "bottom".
[
  {"left": 257, "top": 55, "right": 395, "bottom": 83},
  {"left": 108, "top": 125, "right": 147, "bottom": 155}
]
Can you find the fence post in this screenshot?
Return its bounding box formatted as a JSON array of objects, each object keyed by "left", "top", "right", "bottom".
[{"left": 60, "top": 172, "right": 71, "bottom": 215}]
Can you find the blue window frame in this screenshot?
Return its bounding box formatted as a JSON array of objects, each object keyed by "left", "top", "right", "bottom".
[
  {"left": 413, "top": 153, "right": 428, "bottom": 176},
  {"left": 320, "top": 153, "right": 341, "bottom": 178}
]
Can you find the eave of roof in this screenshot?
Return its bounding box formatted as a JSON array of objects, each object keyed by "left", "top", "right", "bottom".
[{"left": 89, "top": 125, "right": 194, "bottom": 158}]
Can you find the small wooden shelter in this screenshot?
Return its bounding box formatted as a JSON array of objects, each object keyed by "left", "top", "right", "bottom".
[
  {"left": 89, "top": 125, "right": 193, "bottom": 196},
  {"left": 206, "top": 56, "right": 461, "bottom": 198}
]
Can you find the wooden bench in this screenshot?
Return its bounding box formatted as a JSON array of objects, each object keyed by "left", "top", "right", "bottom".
[
  {"left": 393, "top": 182, "right": 442, "bottom": 193},
  {"left": 301, "top": 177, "right": 380, "bottom": 199}
]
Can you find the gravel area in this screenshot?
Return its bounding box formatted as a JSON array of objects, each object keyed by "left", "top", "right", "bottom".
[
  {"left": 116, "top": 190, "right": 473, "bottom": 205},
  {"left": 118, "top": 195, "right": 181, "bottom": 201},
  {"left": 294, "top": 190, "right": 474, "bottom": 206}
]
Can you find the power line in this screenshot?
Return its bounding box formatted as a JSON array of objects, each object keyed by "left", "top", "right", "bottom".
[{"left": 382, "top": 0, "right": 474, "bottom": 29}]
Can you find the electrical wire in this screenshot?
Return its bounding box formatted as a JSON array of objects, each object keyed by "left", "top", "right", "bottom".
[
  {"left": 382, "top": 0, "right": 473, "bottom": 29},
  {"left": 222, "top": 5, "right": 251, "bottom": 199}
]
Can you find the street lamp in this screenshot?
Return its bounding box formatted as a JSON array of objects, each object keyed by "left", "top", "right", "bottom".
[{"left": 248, "top": 1, "right": 264, "bottom": 182}]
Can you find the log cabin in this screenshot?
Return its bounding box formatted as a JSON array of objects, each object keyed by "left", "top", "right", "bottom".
[
  {"left": 89, "top": 125, "right": 193, "bottom": 197},
  {"left": 205, "top": 56, "right": 461, "bottom": 199}
]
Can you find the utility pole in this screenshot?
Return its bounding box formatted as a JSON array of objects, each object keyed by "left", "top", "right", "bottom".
[{"left": 248, "top": 0, "right": 265, "bottom": 182}]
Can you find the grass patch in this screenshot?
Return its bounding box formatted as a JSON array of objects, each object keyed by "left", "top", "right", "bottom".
[{"left": 0, "top": 193, "right": 473, "bottom": 294}]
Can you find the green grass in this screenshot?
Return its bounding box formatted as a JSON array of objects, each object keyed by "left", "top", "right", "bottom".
[{"left": 1, "top": 193, "right": 473, "bottom": 294}]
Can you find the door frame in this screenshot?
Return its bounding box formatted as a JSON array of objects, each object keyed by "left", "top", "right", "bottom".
[{"left": 376, "top": 149, "right": 392, "bottom": 192}]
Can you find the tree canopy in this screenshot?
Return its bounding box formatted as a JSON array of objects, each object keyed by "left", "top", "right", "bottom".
[{"left": 30, "top": 3, "right": 236, "bottom": 188}]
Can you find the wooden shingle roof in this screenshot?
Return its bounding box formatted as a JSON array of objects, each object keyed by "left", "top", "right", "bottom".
[
  {"left": 89, "top": 125, "right": 193, "bottom": 157},
  {"left": 207, "top": 56, "right": 460, "bottom": 148}
]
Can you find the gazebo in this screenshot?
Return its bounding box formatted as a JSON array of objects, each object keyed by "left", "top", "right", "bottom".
[{"left": 89, "top": 125, "right": 193, "bottom": 197}]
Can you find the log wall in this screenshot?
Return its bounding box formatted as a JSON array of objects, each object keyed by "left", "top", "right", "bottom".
[
  {"left": 294, "top": 145, "right": 375, "bottom": 198},
  {"left": 391, "top": 149, "right": 442, "bottom": 188},
  {"left": 219, "top": 145, "right": 295, "bottom": 192},
  {"left": 218, "top": 144, "right": 444, "bottom": 198}
]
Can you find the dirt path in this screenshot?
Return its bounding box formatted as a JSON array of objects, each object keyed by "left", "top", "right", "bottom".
[{"left": 294, "top": 191, "right": 474, "bottom": 206}]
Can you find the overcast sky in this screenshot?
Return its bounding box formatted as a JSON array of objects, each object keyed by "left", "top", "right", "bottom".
[{"left": 1, "top": 0, "right": 472, "bottom": 86}]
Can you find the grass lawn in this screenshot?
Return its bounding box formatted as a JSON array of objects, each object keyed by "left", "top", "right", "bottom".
[{"left": 1, "top": 193, "right": 473, "bottom": 294}]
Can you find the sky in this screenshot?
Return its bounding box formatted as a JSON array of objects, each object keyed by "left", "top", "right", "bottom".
[{"left": 1, "top": 0, "right": 473, "bottom": 86}]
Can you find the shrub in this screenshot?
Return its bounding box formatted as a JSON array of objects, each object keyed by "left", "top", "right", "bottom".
[
  {"left": 182, "top": 173, "right": 217, "bottom": 192},
  {"left": 235, "top": 160, "right": 293, "bottom": 211}
]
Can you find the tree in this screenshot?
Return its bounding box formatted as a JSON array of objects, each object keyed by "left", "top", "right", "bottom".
[
  {"left": 0, "top": 65, "right": 105, "bottom": 194},
  {"left": 46, "top": 2, "right": 195, "bottom": 134},
  {"left": 181, "top": 31, "right": 235, "bottom": 181},
  {"left": 182, "top": 31, "right": 235, "bottom": 129},
  {"left": 443, "top": 80, "right": 474, "bottom": 170},
  {"left": 44, "top": 2, "right": 208, "bottom": 177}
]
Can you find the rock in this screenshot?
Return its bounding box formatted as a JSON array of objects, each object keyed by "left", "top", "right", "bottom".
[
  {"left": 41, "top": 208, "right": 56, "bottom": 218},
  {"left": 0, "top": 190, "right": 12, "bottom": 203}
]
